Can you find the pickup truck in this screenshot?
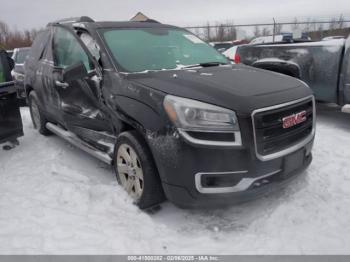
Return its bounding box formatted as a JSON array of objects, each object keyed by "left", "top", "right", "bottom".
[
  {"left": 0, "top": 49, "right": 23, "bottom": 148},
  {"left": 25, "top": 17, "right": 315, "bottom": 209},
  {"left": 235, "top": 36, "right": 350, "bottom": 107}
]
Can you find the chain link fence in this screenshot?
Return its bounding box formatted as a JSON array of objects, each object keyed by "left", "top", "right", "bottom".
[{"left": 184, "top": 18, "right": 350, "bottom": 42}]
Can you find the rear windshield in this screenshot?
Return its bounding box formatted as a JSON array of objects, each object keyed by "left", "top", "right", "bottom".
[{"left": 101, "top": 28, "right": 227, "bottom": 73}]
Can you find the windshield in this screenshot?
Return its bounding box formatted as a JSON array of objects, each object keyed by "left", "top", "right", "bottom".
[{"left": 101, "top": 28, "right": 228, "bottom": 73}]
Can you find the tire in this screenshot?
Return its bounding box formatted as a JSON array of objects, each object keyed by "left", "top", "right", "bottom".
[
  {"left": 114, "top": 131, "right": 165, "bottom": 209},
  {"left": 28, "top": 91, "right": 51, "bottom": 136}
]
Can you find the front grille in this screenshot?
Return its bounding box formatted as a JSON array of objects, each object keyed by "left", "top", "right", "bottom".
[{"left": 253, "top": 97, "right": 314, "bottom": 158}]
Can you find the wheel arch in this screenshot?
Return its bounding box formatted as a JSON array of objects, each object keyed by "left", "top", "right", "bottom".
[{"left": 253, "top": 60, "right": 301, "bottom": 79}]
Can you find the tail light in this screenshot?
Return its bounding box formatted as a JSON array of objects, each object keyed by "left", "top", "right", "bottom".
[{"left": 234, "top": 53, "right": 241, "bottom": 64}]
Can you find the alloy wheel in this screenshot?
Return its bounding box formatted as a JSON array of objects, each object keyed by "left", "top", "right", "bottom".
[{"left": 116, "top": 144, "right": 144, "bottom": 200}]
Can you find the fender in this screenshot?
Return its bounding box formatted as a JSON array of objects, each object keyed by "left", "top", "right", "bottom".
[
  {"left": 252, "top": 58, "right": 301, "bottom": 79},
  {"left": 113, "top": 95, "right": 165, "bottom": 133}
]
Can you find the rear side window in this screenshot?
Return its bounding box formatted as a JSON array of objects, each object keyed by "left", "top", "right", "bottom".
[
  {"left": 29, "top": 30, "right": 50, "bottom": 61},
  {"left": 53, "top": 27, "right": 92, "bottom": 71}
]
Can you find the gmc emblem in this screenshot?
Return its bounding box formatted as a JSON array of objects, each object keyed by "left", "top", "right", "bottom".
[{"left": 282, "top": 110, "right": 307, "bottom": 129}]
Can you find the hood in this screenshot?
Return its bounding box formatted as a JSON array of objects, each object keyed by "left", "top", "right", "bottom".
[{"left": 127, "top": 64, "right": 312, "bottom": 115}]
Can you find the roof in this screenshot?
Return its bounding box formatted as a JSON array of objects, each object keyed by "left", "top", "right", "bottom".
[
  {"left": 48, "top": 16, "right": 177, "bottom": 30},
  {"left": 89, "top": 21, "right": 178, "bottom": 29}
]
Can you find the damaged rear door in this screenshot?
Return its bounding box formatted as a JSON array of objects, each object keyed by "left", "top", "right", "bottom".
[{"left": 51, "top": 26, "right": 113, "bottom": 144}]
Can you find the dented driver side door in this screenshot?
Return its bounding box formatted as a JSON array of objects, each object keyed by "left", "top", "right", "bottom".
[{"left": 51, "top": 26, "right": 112, "bottom": 135}]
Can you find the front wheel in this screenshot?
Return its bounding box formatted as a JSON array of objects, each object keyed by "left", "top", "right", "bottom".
[{"left": 114, "top": 131, "right": 165, "bottom": 209}]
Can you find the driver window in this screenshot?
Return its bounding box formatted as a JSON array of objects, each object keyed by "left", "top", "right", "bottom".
[{"left": 53, "top": 27, "right": 93, "bottom": 71}]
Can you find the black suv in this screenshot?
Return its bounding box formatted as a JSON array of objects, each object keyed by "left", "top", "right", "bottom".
[{"left": 25, "top": 17, "right": 315, "bottom": 209}]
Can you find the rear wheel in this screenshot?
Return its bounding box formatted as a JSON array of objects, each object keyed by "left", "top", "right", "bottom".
[
  {"left": 114, "top": 131, "right": 165, "bottom": 209},
  {"left": 28, "top": 91, "right": 51, "bottom": 135}
]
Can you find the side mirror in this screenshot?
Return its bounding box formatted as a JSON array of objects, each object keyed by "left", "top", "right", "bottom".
[{"left": 63, "top": 62, "right": 88, "bottom": 83}]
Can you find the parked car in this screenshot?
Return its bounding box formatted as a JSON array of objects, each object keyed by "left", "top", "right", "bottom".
[
  {"left": 209, "top": 40, "right": 247, "bottom": 53},
  {"left": 210, "top": 41, "right": 235, "bottom": 53},
  {"left": 322, "top": 36, "right": 345, "bottom": 41},
  {"left": 25, "top": 17, "right": 315, "bottom": 209},
  {"left": 223, "top": 45, "right": 240, "bottom": 63},
  {"left": 235, "top": 36, "right": 350, "bottom": 108},
  {"left": 250, "top": 32, "right": 311, "bottom": 45},
  {"left": 12, "top": 47, "right": 30, "bottom": 105},
  {"left": 6, "top": 50, "right": 14, "bottom": 58},
  {"left": 0, "top": 49, "right": 23, "bottom": 148}
]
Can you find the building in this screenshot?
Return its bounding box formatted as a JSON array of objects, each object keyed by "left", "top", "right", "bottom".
[{"left": 130, "top": 12, "right": 150, "bottom": 22}]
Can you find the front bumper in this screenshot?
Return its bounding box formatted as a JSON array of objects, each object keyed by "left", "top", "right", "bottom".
[
  {"left": 147, "top": 116, "right": 314, "bottom": 209},
  {"left": 147, "top": 95, "right": 315, "bottom": 208},
  {"left": 162, "top": 149, "right": 312, "bottom": 209}
]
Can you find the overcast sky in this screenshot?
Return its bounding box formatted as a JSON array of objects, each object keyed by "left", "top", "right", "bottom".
[{"left": 1, "top": 0, "right": 350, "bottom": 30}]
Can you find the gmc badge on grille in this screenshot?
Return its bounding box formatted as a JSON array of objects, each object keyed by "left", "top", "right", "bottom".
[{"left": 282, "top": 110, "right": 307, "bottom": 129}]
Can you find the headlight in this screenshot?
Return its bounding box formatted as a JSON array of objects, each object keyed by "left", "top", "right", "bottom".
[{"left": 163, "top": 95, "right": 239, "bottom": 131}]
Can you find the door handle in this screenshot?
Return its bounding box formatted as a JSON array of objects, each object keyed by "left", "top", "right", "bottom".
[{"left": 55, "top": 80, "right": 69, "bottom": 89}]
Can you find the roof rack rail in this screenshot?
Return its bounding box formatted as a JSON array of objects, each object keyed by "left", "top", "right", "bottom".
[{"left": 48, "top": 16, "right": 94, "bottom": 25}]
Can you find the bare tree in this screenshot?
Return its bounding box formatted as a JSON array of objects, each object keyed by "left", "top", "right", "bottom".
[
  {"left": 204, "top": 22, "right": 211, "bottom": 42},
  {"left": 0, "top": 20, "right": 39, "bottom": 49},
  {"left": 310, "top": 19, "right": 318, "bottom": 32},
  {"left": 291, "top": 17, "right": 300, "bottom": 31},
  {"left": 328, "top": 17, "right": 337, "bottom": 30},
  {"left": 0, "top": 20, "right": 10, "bottom": 45},
  {"left": 303, "top": 18, "right": 312, "bottom": 33},
  {"left": 275, "top": 23, "right": 283, "bottom": 34},
  {"left": 317, "top": 23, "right": 324, "bottom": 32},
  {"left": 261, "top": 27, "right": 270, "bottom": 36},
  {"left": 337, "top": 14, "right": 345, "bottom": 29},
  {"left": 225, "top": 21, "right": 237, "bottom": 41},
  {"left": 215, "top": 23, "right": 226, "bottom": 41},
  {"left": 253, "top": 25, "right": 260, "bottom": 37},
  {"left": 193, "top": 27, "right": 201, "bottom": 39}
]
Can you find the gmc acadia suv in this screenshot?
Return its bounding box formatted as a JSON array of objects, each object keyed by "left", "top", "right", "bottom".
[{"left": 24, "top": 17, "right": 315, "bottom": 209}]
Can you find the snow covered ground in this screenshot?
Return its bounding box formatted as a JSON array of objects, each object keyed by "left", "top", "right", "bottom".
[{"left": 0, "top": 105, "right": 350, "bottom": 255}]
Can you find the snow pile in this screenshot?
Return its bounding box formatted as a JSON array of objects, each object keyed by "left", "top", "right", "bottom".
[{"left": 0, "top": 106, "right": 350, "bottom": 254}]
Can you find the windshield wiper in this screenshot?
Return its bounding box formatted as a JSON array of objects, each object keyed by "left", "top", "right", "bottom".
[{"left": 180, "top": 62, "right": 228, "bottom": 69}]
